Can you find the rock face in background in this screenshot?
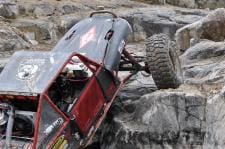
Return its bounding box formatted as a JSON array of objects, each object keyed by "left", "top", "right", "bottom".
[
  {"left": 203, "top": 86, "right": 225, "bottom": 148},
  {"left": 57, "top": 3, "right": 90, "bottom": 15},
  {"left": 1, "top": 0, "right": 225, "bottom": 149},
  {"left": 176, "top": 8, "right": 225, "bottom": 53},
  {"left": 32, "top": 3, "right": 55, "bottom": 18},
  {"left": 100, "top": 7, "right": 225, "bottom": 149},
  {"left": 166, "top": 0, "right": 225, "bottom": 9},
  {"left": 180, "top": 40, "right": 225, "bottom": 85},
  {"left": 0, "top": 0, "right": 17, "bottom": 19},
  {"left": 137, "top": 0, "right": 165, "bottom": 4},
  {"left": 12, "top": 19, "right": 61, "bottom": 43},
  {"left": 139, "top": 0, "right": 225, "bottom": 9},
  {"left": 0, "top": 20, "right": 30, "bottom": 68},
  {"left": 4, "top": 0, "right": 214, "bottom": 52},
  {"left": 122, "top": 7, "right": 207, "bottom": 42},
  {"left": 176, "top": 8, "right": 225, "bottom": 86}
]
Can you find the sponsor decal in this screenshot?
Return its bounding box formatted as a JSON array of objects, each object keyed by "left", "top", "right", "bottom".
[
  {"left": 17, "top": 59, "right": 45, "bottom": 80},
  {"left": 44, "top": 118, "right": 64, "bottom": 135},
  {"left": 52, "top": 135, "right": 68, "bottom": 149},
  {"left": 80, "top": 27, "right": 96, "bottom": 49},
  {"left": 118, "top": 40, "right": 125, "bottom": 53}
]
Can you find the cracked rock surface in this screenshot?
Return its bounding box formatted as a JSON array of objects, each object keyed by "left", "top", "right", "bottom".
[
  {"left": 101, "top": 88, "right": 206, "bottom": 149},
  {"left": 0, "top": 0, "right": 225, "bottom": 149},
  {"left": 138, "top": 0, "right": 225, "bottom": 9},
  {"left": 100, "top": 8, "right": 225, "bottom": 149}
]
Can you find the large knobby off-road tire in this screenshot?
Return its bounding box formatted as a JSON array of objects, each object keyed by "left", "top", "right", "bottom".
[{"left": 146, "top": 33, "right": 182, "bottom": 89}]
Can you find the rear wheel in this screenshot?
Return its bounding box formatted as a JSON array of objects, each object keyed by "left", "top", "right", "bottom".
[{"left": 145, "top": 33, "right": 182, "bottom": 89}]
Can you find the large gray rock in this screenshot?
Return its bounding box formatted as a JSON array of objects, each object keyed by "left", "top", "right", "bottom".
[
  {"left": 57, "top": 3, "right": 90, "bottom": 15},
  {"left": 166, "top": 0, "right": 196, "bottom": 8},
  {"left": 0, "top": 20, "right": 30, "bottom": 67},
  {"left": 119, "top": 73, "right": 157, "bottom": 102},
  {"left": 122, "top": 7, "right": 206, "bottom": 42},
  {"left": 101, "top": 89, "right": 206, "bottom": 149},
  {"left": 79, "top": 0, "right": 146, "bottom": 10},
  {"left": 203, "top": 86, "right": 225, "bottom": 148},
  {"left": 32, "top": 3, "right": 55, "bottom": 18},
  {"left": 137, "top": 0, "right": 165, "bottom": 4},
  {"left": 181, "top": 41, "right": 225, "bottom": 63},
  {"left": 1, "top": 1, "right": 225, "bottom": 148},
  {"left": 183, "top": 61, "right": 225, "bottom": 85},
  {"left": 11, "top": 18, "right": 60, "bottom": 43},
  {"left": 176, "top": 8, "right": 225, "bottom": 52},
  {"left": 9, "top": 1, "right": 207, "bottom": 44},
  {"left": 139, "top": 0, "right": 225, "bottom": 9},
  {"left": 0, "top": 1, "right": 17, "bottom": 19},
  {"left": 180, "top": 40, "right": 225, "bottom": 85},
  {"left": 166, "top": 0, "right": 225, "bottom": 9},
  {"left": 56, "top": 15, "right": 81, "bottom": 34}
]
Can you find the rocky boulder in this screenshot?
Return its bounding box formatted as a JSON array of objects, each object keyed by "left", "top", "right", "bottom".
[
  {"left": 137, "top": 0, "right": 165, "bottom": 4},
  {"left": 180, "top": 40, "right": 225, "bottom": 85},
  {"left": 181, "top": 41, "right": 225, "bottom": 62},
  {"left": 0, "top": 0, "right": 17, "bottom": 19},
  {"left": 204, "top": 86, "right": 225, "bottom": 148},
  {"left": 32, "top": 3, "right": 55, "bottom": 18},
  {"left": 99, "top": 5, "right": 225, "bottom": 149},
  {"left": 1, "top": 1, "right": 225, "bottom": 149},
  {"left": 101, "top": 87, "right": 206, "bottom": 149},
  {"left": 166, "top": 0, "right": 225, "bottom": 9},
  {"left": 138, "top": 0, "right": 225, "bottom": 9},
  {"left": 122, "top": 7, "right": 206, "bottom": 42},
  {"left": 176, "top": 8, "right": 225, "bottom": 52},
  {"left": 55, "top": 15, "right": 81, "bottom": 34},
  {"left": 57, "top": 3, "right": 90, "bottom": 15},
  {"left": 0, "top": 20, "right": 30, "bottom": 68},
  {"left": 11, "top": 18, "right": 61, "bottom": 44}
]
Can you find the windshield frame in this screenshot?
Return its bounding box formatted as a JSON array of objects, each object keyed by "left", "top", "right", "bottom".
[{"left": 33, "top": 94, "right": 69, "bottom": 148}]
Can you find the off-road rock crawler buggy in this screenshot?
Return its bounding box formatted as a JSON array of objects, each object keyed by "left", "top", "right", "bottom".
[{"left": 0, "top": 11, "right": 181, "bottom": 149}]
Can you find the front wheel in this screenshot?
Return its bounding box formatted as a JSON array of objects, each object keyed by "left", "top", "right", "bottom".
[{"left": 145, "top": 33, "right": 182, "bottom": 89}]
